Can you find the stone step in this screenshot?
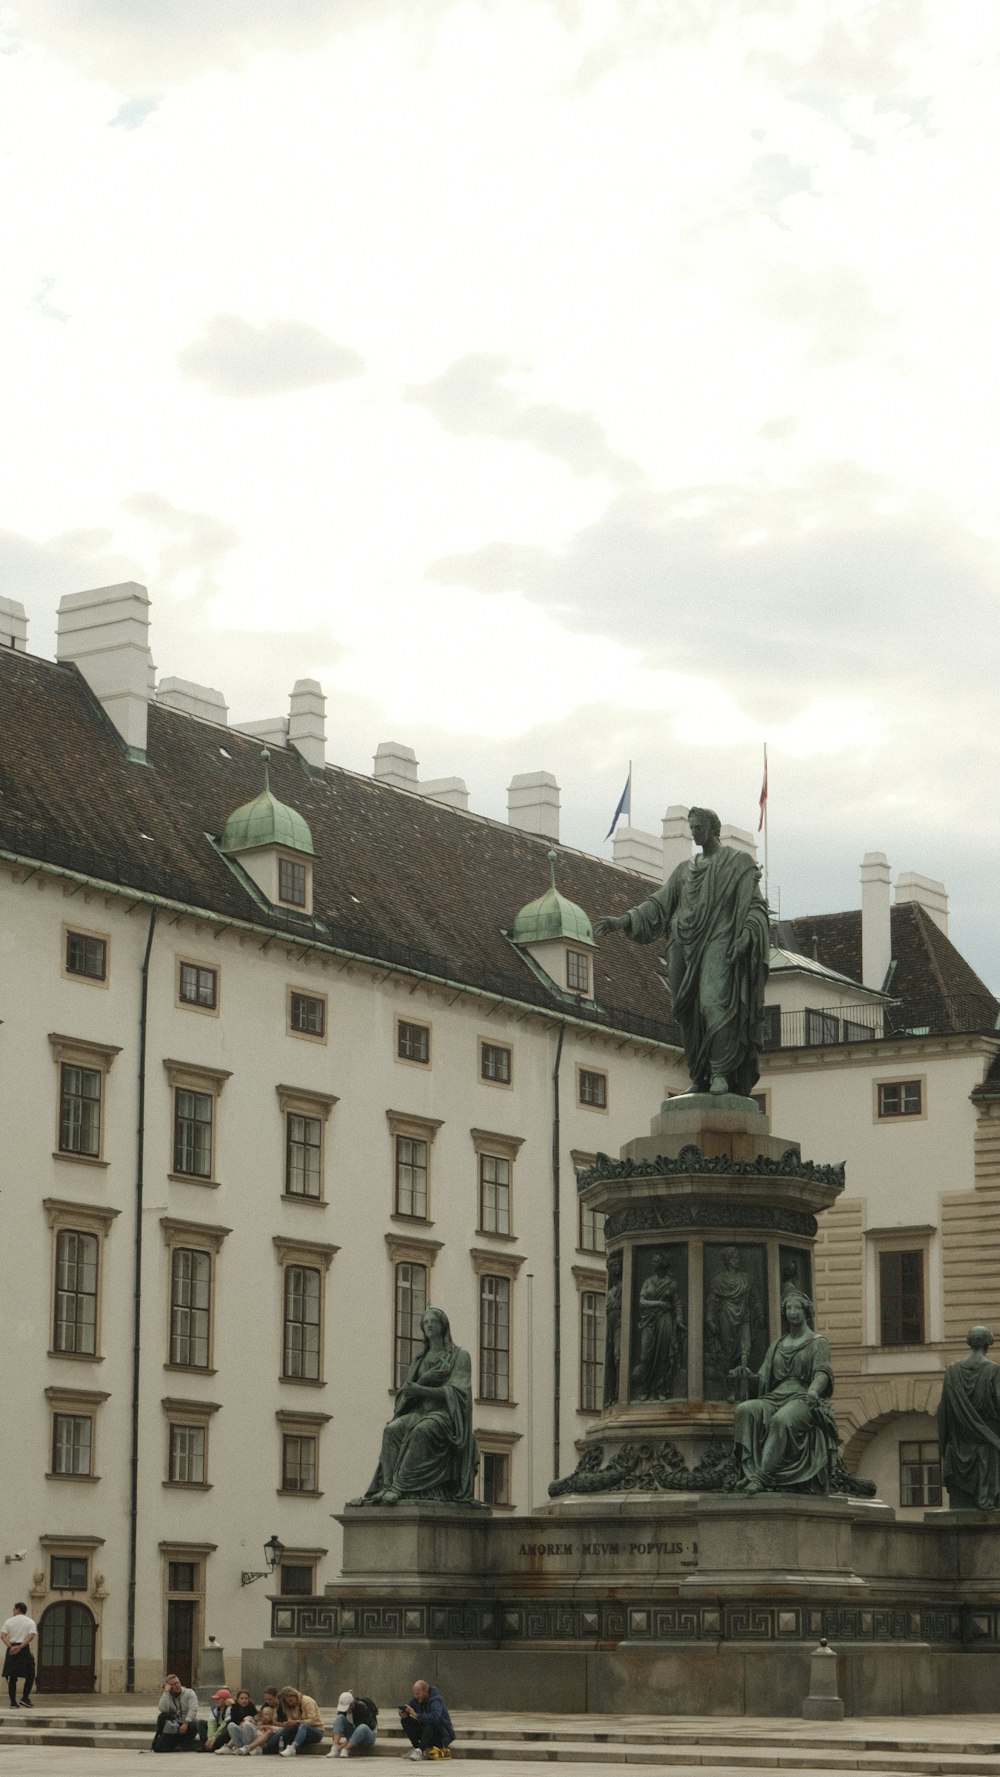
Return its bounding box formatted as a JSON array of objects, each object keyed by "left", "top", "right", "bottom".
[{"left": 2, "top": 1726, "right": 1000, "bottom": 1775}]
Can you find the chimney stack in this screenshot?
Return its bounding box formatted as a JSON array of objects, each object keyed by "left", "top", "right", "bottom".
[
  {"left": 374, "top": 742, "right": 419, "bottom": 791},
  {"left": 289, "top": 678, "right": 326, "bottom": 770},
  {"left": 895, "top": 872, "right": 949, "bottom": 935},
  {"left": 507, "top": 771, "right": 560, "bottom": 841},
  {"left": 56, "top": 582, "right": 152, "bottom": 757},
  {"left": 721, "top": 822, "right": 757, "bottom": 860},
  {"left": 420, "top": 777, "right": 470, "bottom": 811},
  {"left": 0, "top": 598, "right": 27, "bottom": 651},
  {"left": 612, "top": 826, "right": 662, "bottom": 882},
  {"left": 157, "top": 678, "right": 229, "bottom": 724},
  {"left": 861, "top": 852, "right": 892, "bottom": 990},
  {"left": 662, "top": 806, "right": 692, "bottom": 879}
]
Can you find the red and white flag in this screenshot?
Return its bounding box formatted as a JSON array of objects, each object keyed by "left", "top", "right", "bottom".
[{"left": 757, "top": 746, "right": 768, "bottom": 833}]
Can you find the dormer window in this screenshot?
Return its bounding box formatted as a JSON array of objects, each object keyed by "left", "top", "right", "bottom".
[
  {"left": 279, "top": 857, "right": 308, "bottom": 908},
  {"left": 566, "top": 950, "right": 590, "bottom": 994}
]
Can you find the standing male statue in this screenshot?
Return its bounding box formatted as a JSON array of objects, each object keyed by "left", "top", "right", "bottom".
[
  {"left": 937, "top": 1325, "right": 1000, "bottom": 1511},
  {"left": 596, "top": 806, "right": 769, "bottom": 1097}
]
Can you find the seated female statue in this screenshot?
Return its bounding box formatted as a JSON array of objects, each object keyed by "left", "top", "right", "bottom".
[
  {"left": 352, "top": 1306, "right": 478, "bottom": 1506},
  {"left": 730, "top": 1288, "right": 837, "bottom": 1494}
]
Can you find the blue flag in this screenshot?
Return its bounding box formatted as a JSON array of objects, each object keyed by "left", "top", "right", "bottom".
[{"left": 605, "top": 770, "right": 632, "bottom": 840}]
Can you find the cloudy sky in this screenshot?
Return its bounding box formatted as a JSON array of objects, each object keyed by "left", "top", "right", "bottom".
[{"left": 3, "top": 0, "right": 999, "bottom": 987}]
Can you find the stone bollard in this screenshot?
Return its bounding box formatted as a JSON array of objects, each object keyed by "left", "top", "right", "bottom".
[
  {"left": 801, "top": 1636, "right": 845, "bottom": 1720},
  {"left": 197, "top": 1634, "right": 226, "bottom": 1704}
]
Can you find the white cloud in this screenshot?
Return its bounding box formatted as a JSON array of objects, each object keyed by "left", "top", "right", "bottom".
[{"left": 178, "top": 314, "right": 365, "bottom": 398}]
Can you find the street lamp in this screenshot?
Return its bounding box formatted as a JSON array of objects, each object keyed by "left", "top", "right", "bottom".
[{"left": 240, "top": 1533, "right": 285, "bottom": 1588}]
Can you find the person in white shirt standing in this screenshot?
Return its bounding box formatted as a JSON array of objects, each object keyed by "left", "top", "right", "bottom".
[{"left": 1, "top": 1603, "right": 37, "bottom": 1708}]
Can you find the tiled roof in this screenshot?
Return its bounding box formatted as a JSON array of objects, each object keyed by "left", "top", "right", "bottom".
[
  {"left": 782, "top": 908, "right": 999, "bottom": 1036},
  {"left": 0, "top": 648, "right": 681, "bottom": 1047}
]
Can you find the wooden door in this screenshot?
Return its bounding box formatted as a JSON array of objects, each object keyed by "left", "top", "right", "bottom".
[
  {"left": 166, "top": 1599, "right": 196, "bottom": 1687},
  {"left": 37, "top": 1602, "right": 96, "bottom": 1692}
]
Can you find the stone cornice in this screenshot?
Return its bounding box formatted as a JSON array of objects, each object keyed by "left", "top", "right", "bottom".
[{"left": 577, "top": 1145, "right": 845, "bottom": 1192}]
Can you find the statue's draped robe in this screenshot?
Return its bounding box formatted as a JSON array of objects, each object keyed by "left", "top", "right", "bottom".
[
  {"left": 937, "top": 1357, "right": 1000, "bottom": 1510},
  {"left": 367, "top": 1343, "right": 478, "bottom": 1504},
  {"left": 625, "top": 844, "right": 769, "bottom": 1095},
  {"left": 706, "top": 1268, "right": 756, "bottom": 1379},
  {"left": 733, "top": 1332, "right": 837, "bottom": 1492},
  {"left": 632, "top": 1274, "right": 685, "bottom": 1400}
]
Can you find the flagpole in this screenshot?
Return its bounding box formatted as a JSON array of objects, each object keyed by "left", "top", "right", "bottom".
[{"left": 762, "top": 744, "right": 769, "bottom": 909}]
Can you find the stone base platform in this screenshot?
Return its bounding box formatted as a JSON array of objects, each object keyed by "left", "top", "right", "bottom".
[{"left": 246, "top": 1497, "right": 1000, "bottom": 1718}]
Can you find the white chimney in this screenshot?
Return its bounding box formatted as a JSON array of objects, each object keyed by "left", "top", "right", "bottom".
[
  {"left": 56, "top": 582, "right": 151, "bottom": 756},
  {"left": 662, "top": 806, "right": 692, "bottom": 879},
  {"left": 895, "top": 871, "right": 949, "bottom": 935},
  {"left": 612, "top": 826, "right": 662, "bottom": 882},
  {"left": 0, "top": 598, "right": 27, "bottom": 651},
  {"left": 420, "top": 777, "right": 470, "bottom": 811},
  {"left": 721, "top": 823, "right": 757, "bottom": 861},
  {"left": 861, "top": 851, "right": 892, "bottom": 990},
  {"left": 374, "top": 741, "right": 419, "bottom": 790},
  {"left": 157, "top": 677, "right": 229, "bottom": 725},
  {"left": 507, "top": 771, "right": 560, "bottom": 841},
  {"left": 289, "top": 678, "right": 326, "bottom": 769},
  {"left": 240, "top": 716, "right": 289, "bottom": 748}
]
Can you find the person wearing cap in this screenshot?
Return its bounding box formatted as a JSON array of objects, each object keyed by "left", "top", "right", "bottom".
[
  {"left": 327, "top": 1691, "right": 377, "bottom": 1757},
  {"left": 207, "top": 1688, "right": 234, "bottom": 1749},
  {"left": 213, "top": 1688, "right": 258, "bottom": 1753}
]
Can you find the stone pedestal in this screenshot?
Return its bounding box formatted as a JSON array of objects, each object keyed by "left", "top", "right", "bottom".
[{"left": 567, "top": 1094, "right": 843, "bottom": 1486}]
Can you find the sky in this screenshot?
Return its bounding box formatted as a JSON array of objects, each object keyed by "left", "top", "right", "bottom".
[{"left": 2, "top": 0, "right": 999, "bottom": 990}]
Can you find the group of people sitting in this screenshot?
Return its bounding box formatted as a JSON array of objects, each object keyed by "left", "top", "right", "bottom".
[{"left": 153, "top": 1676, "right": 455, "bottom": 1760}]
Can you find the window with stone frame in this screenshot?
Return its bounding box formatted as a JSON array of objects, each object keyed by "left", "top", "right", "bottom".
[
  {"left": 480, "top": 1040, "right": 512, "bottom": 1085},
  {"left": 52, "top": 1413, "right": 93, "bottom": 1477},
  {"left": 281, "top": 1433, "right": 318, "bottom": 1493},
  {"left": 170, "top": 1248, "right": 212, "bottom": 1368},
  {"left": 478, "top": 1152, "right": 511, "bottom": 1236},
  {"left": 478, "top": 1449, "right": 510, "bottom": 1506},
  {"left": 479, "top": 1274, "right": 510, "bottom": 1402},
  {"left": 899, "top": 1438, "right": 942, "bottom": 1507},
  {"left": 394, "top": 1260, "right": 428, "bottom": 1388},
  {"left": 879, "top": 1249, "right": 925, "bottom": 1346},
  {"left": 578, "top": 1202, "right": 606, "bottom": 1254},
  {"left": 580, "top": 1289, "right": 606, "bottom": 1411},
  {"left": 278, "top": 856, "right": 308, "bottom": 907},
  {"left": 65, "top": 929, "right": 107, "bottom": 982},
  {"left": 283, "top": 1264, "right": 321, "bottom": 1381},
  {"left": 59, "top": 1064, "right": 102, "bottom": 1158},
  {"left": 566, "top": 949, "right": 590, "bottom": 994},
  {"left": 578, "top": 1066, "right": 607, "bottom": 1109},
  {"left": 168, "top": 1422, "right": 207, "bottom": 1485},
  {"left": 178, "top": 960, "right": 218, "bottom": 1011},
  {"left": 164, "top": 1061, "right": 231, "bottom": 1185},
  {"left": 288, "top": 989, "right": 326, "bottom": 1040},
  {"left": 53, "top": 1229, "right": 98, "bottom": 1354},
  {"left": 396, "top": 1018, "right": 430, "bottom": 1065},
  {"left": 877, "top": 1079, "right": 924, "bottom": 1119}
]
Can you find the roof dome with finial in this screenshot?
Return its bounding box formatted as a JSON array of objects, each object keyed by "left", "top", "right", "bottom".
[
  {"left": 512, "top": 851, "right": 594, "bottom": 948},
  {"left": 220, "top": 749, "right": 315, "bottom": 857}
]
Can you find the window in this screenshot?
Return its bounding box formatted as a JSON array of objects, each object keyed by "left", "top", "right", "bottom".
[
  {"left": 168, "top": 1562, "right": 196, "bottom": 1592},
  {"left": 170, "top": 1249, "right": 211, "bottom": 1368},
  {"left": 394, "top": 1260, "right": 428, "bottom": 1388},
  {"left": 580, "top": 1290, "right": 606, "bottom": 1411},
  {"left": 578, "top": 1202, "right": 606, "bottom": 1254},
  {"left": 65, "top": 930, "right": 107, "bottom": 982},
  {"left": 281, "top": 1434, "right": 318, "bottom": 1494},
  {"left": 479, "top": 1153, "right": 511, "bottom": 1236},
  {"left": 578, "top": 1067, "right": 607, "bottom": 1110},
  {"left": 879, "top": 1250, "right": 925, "bottom": 1346},
  {"left": 59, "top": 1065, "right": 101, "bottom": 1158},
  {"left": 273, "top": 1237, "right": 336, "bottom": 1385},
  {"left": 761, "top": 1004, "right": 781, "bottom": 1050},
  {"left": 165, "top": 1060, "right": 231, "bottom": 1184},
  {"left": 178, "top": 960, "right": 218, "bottom": 1010},
  {"left": 805, "top": 1008, "right": 839, "bottom": 1046},
  {"left": 278, "top": 1086, "right": 337, "bottom": 1203},
  {"left": 50, "top": 1034, "right": 120, "bottom": 1164},
  {"left": 278, "top": 857, "right": 307, "bottom": 907},
  {"left": 169, "top": 1423, "right": 206, "bottom": 1485},
  {"left": 899, "top": 1439, "right": 942, "bottom": 1507},
  {"left": 480, "top": 1041, "right": 512, "bottom": 1085},
  {"left": 54, "top": 1230, "right": 98, "bottom": 1354},
  {"left": 45, "top": 1200, "right": 119, "bottom": 1361},
  {"left": 52, "top": 1415, "right": 92, "bottom": 1477},
  {"left": 388, "top": 1111, "right": 442, "bottom": 1221},
  {"left": 479, "top": 1274, "right": 510, "bottom": 1402},
  {"left": 397, "top": 1019, "right": 430, "bottom": 1065},
  {"left": 877, "top": 1080, "right": 923, "bottom": 1119},
  {"left": 50, "top": 1555, "right": 89, "bottom": 1590},
  {"left": 276, "top": 1408, "right": 331, "bottom": 1495},
  {"left": 566, "top": 950, "right": 590, "bottom": 994},
  {"left": 479, "top": 1451, "right": 510, "bottom": 1506},
  {"left": 283, "top": 1265, "right": 321, "bottom": 1380},
  {"left": 174, "top": 1089, "right": 213, "bottom": 1178},
  {"left": 471, "top": 1129, "right": 522, "bottom": 1239},
  {"left": 279, "top": 1563, "right": 315, "bottom": 1595},
  {"left": 289, "top": 990, "right": 326, "bottom": 1040}
]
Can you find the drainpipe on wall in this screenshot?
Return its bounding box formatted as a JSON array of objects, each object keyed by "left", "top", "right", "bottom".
[
  {"left": 126, "top": 907, "right": 157, "bottom": 1692},
  {"left": 551, "top": 1022, "right": 566, "bottom": 1484}
]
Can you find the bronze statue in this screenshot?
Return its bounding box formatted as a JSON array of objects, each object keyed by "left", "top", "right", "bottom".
[
  {"left": 630, "top": 1250, "right": 686, "bottom": 1401},
  {"left": 705, "top": 1246, "right": 761, "bottom": 1402},
  {"left": 596, "top": 806, "right": 769, "bottom": 1097},
  {"left": 350, "top": 1307, "right": 479, "bottom": 1506},
  {"left": 729, "top": 1288, "right": 838, "bottom": 1494},
  {"left": 937, "top": 1325, "right": 1000, "bottom": 1511},
  {"left": 603, "top": 1251, "right": 623, "bottom": 1407}
]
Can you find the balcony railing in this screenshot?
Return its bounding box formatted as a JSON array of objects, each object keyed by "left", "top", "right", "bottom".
[{"left": 762, "top": 995, "right": 999, "bottom": 1051}]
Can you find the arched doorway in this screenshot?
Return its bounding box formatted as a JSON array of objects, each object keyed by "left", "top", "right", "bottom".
[{"left": 38, "top": 1602, "right": 96, "bottom": 1692}]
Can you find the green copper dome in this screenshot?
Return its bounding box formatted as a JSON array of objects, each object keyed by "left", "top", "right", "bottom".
[
  {"left": 221, "top": 752, "right": 315, "bottom": 857},
  {"left": 512, "top": 852, "right": 594, "bottom": 947}
]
